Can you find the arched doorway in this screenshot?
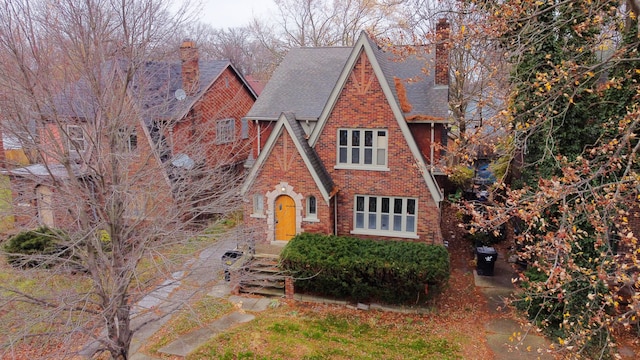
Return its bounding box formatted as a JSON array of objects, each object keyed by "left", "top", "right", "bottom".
[
  {"left": 275, "top": 195, "right": 296, "bottom": 241},
  {"left": 36, "top": 186, "right": 54, "bottom": 227}
]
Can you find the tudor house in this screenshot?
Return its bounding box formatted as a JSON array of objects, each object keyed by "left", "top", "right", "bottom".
[
  {"left": 241, "top": 20, "right": 451, "bottom": 245},
  {"left": 3, "top": 41, "right": 258, "bottom": 229}
]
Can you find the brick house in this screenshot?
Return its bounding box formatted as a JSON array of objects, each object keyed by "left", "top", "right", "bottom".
[
  {"left": 2, "top": 41, "right": 258, "bottom": 229},
  {"left": 241, "top": 25, "right": 450, "bottom": 245}
]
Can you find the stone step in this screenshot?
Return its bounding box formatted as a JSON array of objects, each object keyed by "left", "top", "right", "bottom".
[{"left": 239, "top": 285, "right": 285, "bottom": 297}]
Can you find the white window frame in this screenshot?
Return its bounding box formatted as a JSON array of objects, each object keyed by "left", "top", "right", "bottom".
[
  {"left": 352, "top": 195, "right": 418, "bottom": 239},
  {"left": 118, "top": 128, "right": 138, "bottom": 152},
  {"left": 251, "top": 193, "right": 265, "bottom": 218},
  {"left": 216, "top": 118, "right": 235, "bottom": 144},
  {"left": 336, "top": 128, "right": 388, "bottom": 170},
  {"left": 67, "top": 125, "right": 86, "bottom": 153},
  {"left": 304, "top": 195, "right": 319, "bottom": 222}
]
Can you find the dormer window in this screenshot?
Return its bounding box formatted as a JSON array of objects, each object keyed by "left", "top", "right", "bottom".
[
  {"left": 336, "top": 128, "right": 388, "bottom": 170},
  {"left": 67, "top": 125, "right": 86, "bottom": 154}
]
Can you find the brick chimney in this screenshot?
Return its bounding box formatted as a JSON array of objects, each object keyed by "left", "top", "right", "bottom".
[
  {"left": 180, "top": 40, "right": 199, "bottom": 96},
  {"left": 435, "top": 18, "right": 450, "bottom": 86}
]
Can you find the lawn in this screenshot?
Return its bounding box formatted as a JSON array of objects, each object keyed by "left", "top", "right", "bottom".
[
  {"left": 0, "top": 175, "right": 15, "bottom": 233},
  {"left": 188, "top": 303, "right": 465, "bottom": 360}
]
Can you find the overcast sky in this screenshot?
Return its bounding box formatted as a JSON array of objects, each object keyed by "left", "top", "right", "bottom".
[{"left": 192, "top": 0, "right": 277, "bottom": 29}]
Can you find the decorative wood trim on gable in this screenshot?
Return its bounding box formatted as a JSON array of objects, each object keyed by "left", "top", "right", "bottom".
[
  {"left": 273, "top": 135, "right": 296, "bottom": 171},
  {"left": 308, "top": 32, "right": 444, "bottom": 206},
  {"left": 350, "top": 59, "right": 376, "bottom": 95}
]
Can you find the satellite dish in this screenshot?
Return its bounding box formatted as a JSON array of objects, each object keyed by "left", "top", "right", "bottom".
[{"left": 175, "top": 89, "right": 186, "bottom": 101}]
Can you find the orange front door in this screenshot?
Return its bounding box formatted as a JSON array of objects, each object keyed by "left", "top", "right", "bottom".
[{"left": 275, "top": 195, "right": 296, "bottom": 241}]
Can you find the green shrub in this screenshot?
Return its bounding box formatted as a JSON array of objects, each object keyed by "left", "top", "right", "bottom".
[
  {"left": 4, "top": 227, "right": 68, "bottom": 268},
  {"left": 281, "top": 233, "right": 450, "bottom": 304}
]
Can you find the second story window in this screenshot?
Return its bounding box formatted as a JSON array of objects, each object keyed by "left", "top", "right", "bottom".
[
  {"left": 216, "top": 118, "right": 235, "bottom": 144},
  {"left": 337, "top": 129, "right": 388, "bottom": 169},
  {"left": 118, "top": 128, "right": 137, "bottom": 152},
  {"left": 67, "top": 125, "right": 86, "bottom": 153}
]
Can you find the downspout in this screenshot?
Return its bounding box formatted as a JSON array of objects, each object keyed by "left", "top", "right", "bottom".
[
  {"left": 333, "top": 193, "right": 338, "bottom": 235},
  {"left": 430, "top": 123, "right": 435, "bottom": 170},
  {"left": 255, "top": 120, "right": 261, "bottom": 155}
]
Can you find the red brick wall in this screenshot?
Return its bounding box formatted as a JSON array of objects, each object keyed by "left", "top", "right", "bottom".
[
  {"left": 409, "top": 122, "right": 446, "bottom": 167},
  {"left": 172, "top": 67, "right": 257, "bottom": 168},
  {"left": 314, "top": 52, "right": 442, "bottom": 244},
  {"left": 12, "top": 117, "right": 173, "bottom": 231},
  {"left": 244, "top": 130, "right": 334, "bottom": 243}
]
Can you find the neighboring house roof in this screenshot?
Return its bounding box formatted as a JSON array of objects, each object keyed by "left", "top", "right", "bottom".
[
  {"left": 55, "top": 59, "right": 256, "bottom": 125},
  {"left": 2, "top": 163, "right": 85, "bottom": 180},
  {"left": 241, "top": 112, "right": 336, "bottom": 204},
  {"left": 245, "top": 47, "right": 352, "bottom": 121}
]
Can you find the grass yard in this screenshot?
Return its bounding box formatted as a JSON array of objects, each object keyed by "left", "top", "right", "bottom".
[
  {"left": 0, "top": 175, "right": 15, "bottom": 233},
  {"left": 187, "top": 303, "right": 465, "bottom": 360}
]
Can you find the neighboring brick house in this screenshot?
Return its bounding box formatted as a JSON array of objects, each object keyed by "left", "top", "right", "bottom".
[
  {"left": 241, "top": 26, "right": 450, "bottom": 245},
  {"left": 3, "top": 41, "right": 258, "bottom": 229}
]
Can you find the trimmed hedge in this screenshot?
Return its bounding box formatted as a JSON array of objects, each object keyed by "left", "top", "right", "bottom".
[{"left": 281, "top": 233, "right": 450, "bottom": 304}]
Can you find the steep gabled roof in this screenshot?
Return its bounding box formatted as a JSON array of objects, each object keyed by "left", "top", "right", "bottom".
[
  {"left": 245, "top": 47, "right": 352, "bottom": 121},
  {"left": 369, "top": 39, "right": 449, "bottom": 121},
  {"left": 308, "top": 32, "right": 444, "bottom": 204},
  {"left": 241, "top": 112, "right": 335, "bottom": 204},
  {"left": 54, "top": 59, "right": 257, "bottom": 125}
]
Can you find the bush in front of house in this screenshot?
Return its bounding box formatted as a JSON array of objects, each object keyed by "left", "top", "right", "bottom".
[
  {"left": 3, "top": 227, "right": 69, "bottom": 268},
  {"left": 280, "top": 233, "right": 450, "bottom": 304}
]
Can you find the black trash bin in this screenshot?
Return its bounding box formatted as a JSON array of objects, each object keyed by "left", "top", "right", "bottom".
[
  {"left": 221, "top": 250, "right": 243, "bottom": 281},
  {"left": 476, "top": 246, "right": 498, "bottom": 276}
]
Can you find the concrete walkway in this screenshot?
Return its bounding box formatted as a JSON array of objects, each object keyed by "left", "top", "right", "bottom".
[{"left": 475, "top": 252, "right": 556, "bottom": 360}]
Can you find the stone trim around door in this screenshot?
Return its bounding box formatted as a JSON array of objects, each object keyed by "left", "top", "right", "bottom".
[{"left": 266, "top": 182, "right": 303, "bottom": 243}]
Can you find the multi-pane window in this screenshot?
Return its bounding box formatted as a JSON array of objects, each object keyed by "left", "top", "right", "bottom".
[
  {"left": 67, "top": 125, "right": 86, "bottom": 153},
  {"left": 118, "top": 128, "right": 137, "bottom": 152},
  {"left": 337, "top": 129, "right": 387, "bottom": 167},
  {"left": 253, "top": 194, "right": 264, "bottom": 215},
  {"left": 306, "top": 195, "right": 317, "bottom": 219},
  {"left": 216, "top": 118, "right": 235, "bottom": 144},
  {"left": 354, "top": 195, "right": 417, "bottom": 236}
]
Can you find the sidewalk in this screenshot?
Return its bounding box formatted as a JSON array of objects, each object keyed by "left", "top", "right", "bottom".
[{"left": 474, "top": 251, "right": 555, "bottom": 360}]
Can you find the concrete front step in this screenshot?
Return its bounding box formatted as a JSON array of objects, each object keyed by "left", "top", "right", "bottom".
[{"left": 240, "top": 285, "right": 285, "bottom": 297}]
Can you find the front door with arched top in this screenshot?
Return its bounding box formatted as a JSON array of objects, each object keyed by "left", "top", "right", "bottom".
[{"left": 275, "top": 195, "right": 296, "bottom": 241}]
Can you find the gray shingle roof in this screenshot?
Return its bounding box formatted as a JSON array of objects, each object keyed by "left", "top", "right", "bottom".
[
  {"left": 246, "top": 47, "right": 352, "bottom": 120},
  {"left": 281, "top": 112, "right": 335, "bottom": 196},
  {"left": 367, "top": 37, "right": 449, "bottom": 120},
  {"left": 247, "top": 37, "right": 448, "bottom": 122},
  {"left": 54, "top": 60, "right": 232, "bottom": 123}
]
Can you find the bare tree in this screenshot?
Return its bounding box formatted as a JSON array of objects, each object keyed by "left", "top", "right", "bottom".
[
  {"left": 0, "top": 0, "right": 252, "bottom": 358},
  {"left": 396, "top": 0, "right": 510, "bottom": 161}
]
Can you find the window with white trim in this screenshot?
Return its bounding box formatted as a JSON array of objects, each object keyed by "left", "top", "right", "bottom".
[
  {"left": 253, "top": 194, "right": 264, "bottom": 215},
  {"left": 337, "top": 129, "right": 387, "bottom": 168},
  {"left": 216, "top": 118, "right": 235, "bottom": 144},
  {"left": 67, "top": 125, "right": 86, "bottom": 153},
  {"left": 354, "top": 195, "right": 417, "bottom": 236},
  {"left": 306, "top": 195, "right": 317, "bottom": 219},
  {"left": 118, "top": 128, "right": 137, "bottom": 152}
]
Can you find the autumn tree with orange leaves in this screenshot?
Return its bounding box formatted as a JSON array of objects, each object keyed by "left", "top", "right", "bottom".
[{"left": 473, "top": 0, "right": 640, "bottom": 357}]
